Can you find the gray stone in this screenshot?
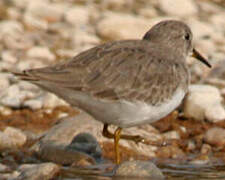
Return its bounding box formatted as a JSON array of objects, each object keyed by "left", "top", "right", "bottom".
[
  {"left": 68, "top": 132, "right": 102, "bottom": 162},
  {"left": 115, "top": 160, "right": 164, "bottom": 179}
]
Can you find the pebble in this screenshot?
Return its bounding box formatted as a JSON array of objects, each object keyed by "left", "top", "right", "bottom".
[
  {"left": 43, "top": 93, "right": 67, "bottom": 109},
  {"left": 183, "top": 85, "right": 225, "bottom": 122},
  {"left": 23, "top": 13, "right": 48, "bottom": 30},
  {"left": 65, "top": 6, "right": 90, "bottom": 26},
  {"left": 25, "top": 1, "right": 65, "bottom": 23},
  {"left": 0, "top": 20, "right": 23, "bottom": 37},
  {"left": 23, "top": 99, "right": 43, "bottom": 110},
  {"left": 156, "top": 146, "right": 185, "bottom": 159},
  {"left": 26, "top": 46, "right": 55, "bottom": 62},
  {"left": 17, "top": 163, "right": 60, "bottom": 180},
  {"left": 204, "top": 127, "right": 225, "bottom": 147},
  {"left": 0, "top": 127, "right": 27, "bottom": 150},
  {"left": 162, "top": 130, "right": 180, "bottom": 140},
  {"left": 0, "top": 85, "right": 24, "bottom": 108},
  {"left": 158, "top": 0, "right": 197, "bottom": 17},
  {"left": 115, "top": 160, "right": 164, "bottom": 179},
  {"left": 1, "top": 50, "right": 18, "bottom": 64},
  {"left": 97, "top": 12, "right": 152, "bottom": 40}
]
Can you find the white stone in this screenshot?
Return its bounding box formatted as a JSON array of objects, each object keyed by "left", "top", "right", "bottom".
[
  {"left": 72, "top": 30, "right": 100, "bottom": 47},
  {"left": 23, "top": 99, "right": 43, "bottom": 110},
  {"left": 97, "top": 12, "right": 152, "bottom": 40},
  {"left": 65, "top": 6, "right": 89, "bottom": 26},
  {"left": 0, "top": 85, "right": 23, "bottom": 108},
  {"left": 25, "top": 1, "right": 65, "bottom": 22},
  {"left": 0, "top": 127, "right": 27, "bottom": 149},
  {"left": 183, "top": 84, "right": 225, "bottom": 122},
  {"left": 2, "top": 50, "right": 18, "bottom": 64},
  {"left": 26, "top": 46, "right": 55, "bottom": 62},
  {"left": 43, "top": 93, "right": 68, "bottom": 109},
  {"left": 163, "top": 130, "right": 180, "bottom": 140},
  {"left": 159, "top": 0, "right": 197, "bottom": 17},
  {"left": 0, "top": 21, "right": 32, "bottom": 50}
]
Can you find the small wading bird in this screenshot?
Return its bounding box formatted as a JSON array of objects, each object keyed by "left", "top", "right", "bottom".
[{"left": 10, "top": 20, "right": 211, "bottom": 164}]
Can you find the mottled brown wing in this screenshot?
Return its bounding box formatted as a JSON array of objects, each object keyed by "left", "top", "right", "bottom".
[{"left": 20, "top": 40, "right": 183, "bottom": 104}]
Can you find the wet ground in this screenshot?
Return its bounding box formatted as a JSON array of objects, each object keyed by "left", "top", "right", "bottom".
[{"left": 1, "top": 107, "right": 225, "bottom": 179}]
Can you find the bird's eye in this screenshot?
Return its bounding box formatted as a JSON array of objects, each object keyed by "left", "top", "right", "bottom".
[{"left": 184, "top": 33, "right": 190, "bottom": 40}]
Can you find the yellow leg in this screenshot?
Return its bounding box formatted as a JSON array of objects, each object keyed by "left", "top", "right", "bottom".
[
  {"left": 102, "top": 124, "right": 169, "bottom": 146},
  {"left": 114, "top": 127, "right": 122, "bottom": 164},
  {"left": 102, "top": 124, "right": 144, "bottom": 144}
]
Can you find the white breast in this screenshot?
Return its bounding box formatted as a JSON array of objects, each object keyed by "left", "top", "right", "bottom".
[{"left": 114, "top": 87, "right": 186, "bottom": 128}]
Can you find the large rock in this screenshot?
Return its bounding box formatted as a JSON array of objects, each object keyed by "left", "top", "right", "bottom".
[
  {"left": 183, "top": 85, "right": 225, "bottom": 122},
  {"left": 115, "top": 160, "right": 164, "bottom": 179}
]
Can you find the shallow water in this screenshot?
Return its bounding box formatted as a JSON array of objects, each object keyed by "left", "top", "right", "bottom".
[{"left": 59, "top": 162, "right": 225, "bottom": 180}]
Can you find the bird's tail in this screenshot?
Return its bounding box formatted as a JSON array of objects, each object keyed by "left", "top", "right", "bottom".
[{"left": 3, "top": 69, "right": 39, "bottom": 82}]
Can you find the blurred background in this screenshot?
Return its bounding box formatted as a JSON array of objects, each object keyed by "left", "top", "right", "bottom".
[
  {"left": 0, "top": 0, "right": 225, "bottom": 179},
  {"left": 0, "top": 0, "right": 224, "bottom": 111}
]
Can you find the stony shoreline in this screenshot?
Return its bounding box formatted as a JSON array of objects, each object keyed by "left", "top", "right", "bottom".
[{"left": 0, "top": 0, "right": 225, "bottom": 179}]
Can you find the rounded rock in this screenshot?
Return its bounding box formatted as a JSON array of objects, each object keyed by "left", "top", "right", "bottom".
[
  {"left": 159, "top": 0, "right": 197, "bottom": 17},
  {"left": 183, "top": 84, "right": 225, "bottom": 122},
  {"left": 115, "top": 160, "right": 164, "bottom": 179},
  {"left": 204, "top": 127, "right": 225, "bottom": 147}
]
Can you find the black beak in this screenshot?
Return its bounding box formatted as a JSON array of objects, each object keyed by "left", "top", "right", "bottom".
[{"left": 192, "top": 48, "right": 211, "bottom": 68}]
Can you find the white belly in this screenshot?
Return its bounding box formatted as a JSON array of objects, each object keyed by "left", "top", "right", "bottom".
[{"left": 106, "top": 87, "right": 186, "bottom": 127}]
